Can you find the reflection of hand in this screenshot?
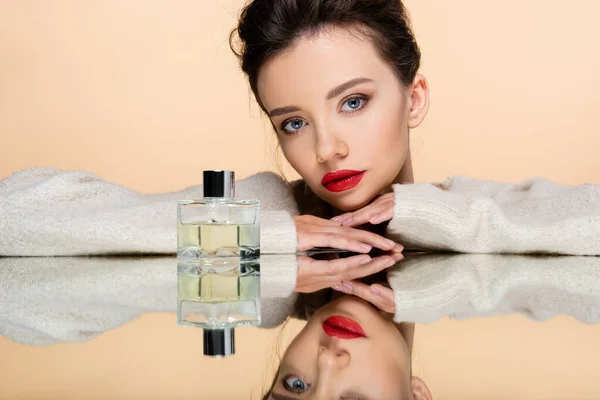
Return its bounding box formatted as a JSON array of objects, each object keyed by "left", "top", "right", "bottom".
[
  {"left": 295, "top": 253, "right": 403, "bottom": 293},
  {"left": 293, "top": 215, "right": 402, "bottom": 253},
  {"left": 333, "top": 281, "right": 395, "bottom": 313},
  {"left": 331, "top": 192, "right": 395, "bottom": 227}
]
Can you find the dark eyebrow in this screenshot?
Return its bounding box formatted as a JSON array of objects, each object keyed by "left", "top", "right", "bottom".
[
  {"left": 271, "top": 392, "right": 302, "bottom": 400},
  {"left": 326, "top": 77, "right": 374, "bottom": 100},
  {"left": 268, "top": 105, "right": 301, "bottom": 118},
  {"left": 267, "top": 77, "right": 374, "bottom": 118}
]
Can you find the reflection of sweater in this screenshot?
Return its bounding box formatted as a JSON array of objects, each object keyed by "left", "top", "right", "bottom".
[
  {"left": 389, "top": 253, "right": 600, "bottom": 324},
  {"left": 0, "top": 255, "right": 298, "bottom": 346},
  {"left": 2, "top": 254, "right": 599, "bottom": 346}
]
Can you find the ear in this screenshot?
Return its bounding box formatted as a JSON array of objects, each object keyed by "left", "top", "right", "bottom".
[
  {"left": 407, "top": 74, "right": 430, "bottom": 129},
  {"left": 410, "top": 376, "right": 432, "bottom": 400}
]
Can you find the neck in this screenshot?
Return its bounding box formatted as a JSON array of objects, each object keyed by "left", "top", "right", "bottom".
[
  {"left": 378, "top": 149, "right": 415, "bottom": 196},
  {"left": 394, "top": 149, "right": 415, "bottom": 185}
]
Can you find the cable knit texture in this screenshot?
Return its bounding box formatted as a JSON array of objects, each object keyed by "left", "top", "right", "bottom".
[
  {"left": 0, "top": 255, "right": 298, "bottom": 345},
  {"left": 388, "top": 253, "right": 600, "bottom": 324},
  {"left": 0, "top": 167, "right": 299, "bottom": 256},
  {"left": 387, "top": 176, "right": 600, "bottom": 255},
  {"left": 260, "top": 211, "right": 297, "bottom": 254},
  {"left": 2, "top": 254, "right": 599, "bottom": 346}
]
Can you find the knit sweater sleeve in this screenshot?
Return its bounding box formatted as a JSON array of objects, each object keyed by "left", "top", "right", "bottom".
[
  {"left": 0, "top": 167, "right": 299, "bottom": 256},
  {"left": 386, "top": 176, "right": 600, "bottom": 255}
]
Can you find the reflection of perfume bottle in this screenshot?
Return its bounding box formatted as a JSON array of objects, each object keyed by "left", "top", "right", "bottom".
[
  {"left": 177, "top": 170, "right": 260, "bottom": 263},
  {"left": 177, "top": 261, "right": 261, "bottom": 357}
]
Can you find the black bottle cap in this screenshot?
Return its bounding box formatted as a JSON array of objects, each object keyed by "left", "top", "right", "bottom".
[
  {"left": 203, "top": 170, "right": 235, "bottom": 198},
  {"left": 203, "top": 328, "right": 235, "bottom": 357}
]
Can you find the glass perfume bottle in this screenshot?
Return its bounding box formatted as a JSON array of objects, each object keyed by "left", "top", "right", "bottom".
[
  {"left": 177, "top": 260, "right": 261, "bottom": 357},
  {"left": 177, "top": 170, "right": 260, "bottom": 264}
]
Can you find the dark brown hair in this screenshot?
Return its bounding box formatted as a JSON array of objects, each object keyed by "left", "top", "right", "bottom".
[{"left": 230, "top": 0, "right": 421, "bottom": 114}]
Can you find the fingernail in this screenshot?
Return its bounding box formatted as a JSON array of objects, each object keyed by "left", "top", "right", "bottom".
[
  {"left": 342, "top": 282, "right": 353, "bottom": 292},
  {"left": 393, "top": 244, "right": 404, "bottom": 252},
  {"left": 331, "top": 216, "right": 342, "bottom": 222},
  {"left": 369, "top": 214, "right": 382, "bottom": 224},
  {"left": 386, "top": 258, "right": 397, "bottom": 268},
  {"left": 360, "top": 244, "right": 372, "bottom": 252},
  {"left": 339, "top": 218, "right": 351, "bottom": 226},
  {"left": 370, "top": 286, "right": 381, "bottom": 296},
  {"left": 385, "top": 239, "right": 396, "bottom": 248},
  {"left": 359, "top": 255, "right": 371, "bottom": 265},
  {"left": 332, "top": 285, "right": 342, "bottom": 291}
]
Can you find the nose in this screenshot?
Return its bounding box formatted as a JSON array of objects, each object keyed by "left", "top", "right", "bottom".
[
  {"left": 317, "top": 344, "right": 350, "bottom": 369},
  {"left": 315, "top": 123, "right": 349, "bottom": 163},
  {"left": 311, "top": 345, "right": 351, "bottom": 398}
]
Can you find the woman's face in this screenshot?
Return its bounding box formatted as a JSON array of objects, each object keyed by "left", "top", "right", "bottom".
[
  {"left": 257, "top": 26, "right": 428, "bottom": 211},
  {"left": 268, "top": 295, "right": 431, "bottom": 400}
]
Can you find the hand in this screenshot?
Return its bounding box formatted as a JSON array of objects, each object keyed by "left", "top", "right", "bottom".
[
  {"left": 333, "top": 281, "right": 395, "bottom": 313},
  {"left": 331, "top": 192, "right": 395, "bottom": 227},
  {"left": 295, "top": 253, "right": 404, "bottom": 293},
  {"left": 293, "top": 214, "right": 402, "bottom": 253}
]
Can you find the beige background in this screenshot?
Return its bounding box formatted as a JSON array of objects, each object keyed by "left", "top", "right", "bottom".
[{"left": 1, "top": 0, "right": 599, "bottom": 399}]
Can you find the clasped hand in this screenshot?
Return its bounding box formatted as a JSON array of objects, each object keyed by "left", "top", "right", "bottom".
[{"left": 293, "top": 193, "right": 399, "bottom": 312}]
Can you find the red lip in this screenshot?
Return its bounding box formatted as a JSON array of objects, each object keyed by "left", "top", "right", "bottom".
[
  {"left": 322, "top": 315, "right": 367, "bottom": 340},
  {"left": 321, "top": 170, "right": 365, "bottom": 193}
]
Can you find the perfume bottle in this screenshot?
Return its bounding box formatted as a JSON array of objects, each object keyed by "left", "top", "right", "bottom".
[
  {"left": 177, "top": 170, "right": 260, "bottom": 264},
  {"left": 177, "top": 260, "right": 261, "bottom": 357}
]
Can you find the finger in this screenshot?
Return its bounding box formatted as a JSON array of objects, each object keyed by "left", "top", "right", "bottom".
[
  {"left": 333, "top": 281, "right": 395, "bottom": 313},
  {"left": 332, "top": 202, "right": 383, "bottom": 227},
  {"left": 296, "top": 254, "right": 316, "bottom": 270},
  {"left": 346, "top": 201, "right": 394, "bottom": 227},
  {"left": 298, "top": 254, "right": 372, "bottom": 279},
  {"left": 302, "top": 253, "right": 402, "bottom": 290},
  {"left": 305, "top": 224, "right": 398, "bottom": 251},
  {"left": 297, "top": 220, "right": 403, "bottom": 252},
  {"left": 297, "top": 231, "right": 373, "bottom": 253},
  {"left": 369, "top": 284, "right": 396, "bottom": 309},
  {"left": 295, "top": 215, "right": 343, "bottom": 227},
  {"left": 337, "top": 254, "right": 402, "bottom": 282},
  {"left": 301, "top": 254, "right": 395, "bottom": 290},
  {"left": 332, "top": 194, "right": 394, "bottom": 227},
  {"left": 338, "top": 226, "right": 401, "bottom": 252}
]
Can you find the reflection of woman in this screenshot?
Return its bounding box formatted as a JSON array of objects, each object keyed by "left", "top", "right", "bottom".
[{"left": 265, "top": 295, "right": 430, "bottom": 399}]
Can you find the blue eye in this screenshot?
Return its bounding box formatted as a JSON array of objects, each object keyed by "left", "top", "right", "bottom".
[
  {"left": 283, "top": 375, "right": 310, "bottom": 393},
  {"left": 341, "top": 96, "right": 366, "bottom": 112},
  {"left": 281, "top": 118, "right": 306, "bottom": 134}
]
